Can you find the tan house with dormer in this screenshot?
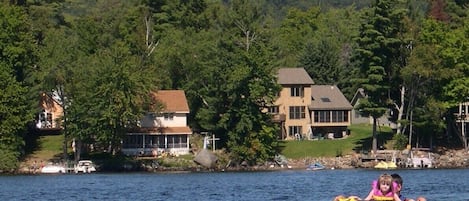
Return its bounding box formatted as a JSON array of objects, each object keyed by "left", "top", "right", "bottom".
[
  {"left": 122, "top": 90, "right": 192, "bottom": 156},
  {"left": 270, "top": 68, "right": 352, "bottom": 140},
  {"left": 36, "top": 92, "right": 63, "bottom": 131},
  {"left": 272, "top": 68, "right": 314, "bottom": 140}
]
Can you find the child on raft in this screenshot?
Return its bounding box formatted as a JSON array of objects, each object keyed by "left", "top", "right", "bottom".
[
  {"left": 333, "top": 173, "right": 426, "bottom": 201},
  {"left": 363, "top": 173, "right": 401, "bottom": 201}
]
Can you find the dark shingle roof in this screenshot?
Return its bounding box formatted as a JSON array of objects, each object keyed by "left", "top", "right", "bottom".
[
  {"left": 310, "top": 85, "right": 353, "bottom": 110},
  {"left": 277, "top": 68, "right": 314, "bottom": 85}
]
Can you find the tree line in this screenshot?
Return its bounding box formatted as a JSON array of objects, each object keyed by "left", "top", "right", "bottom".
[{"left": 0, "top": 0, "right": 467, "bottom": 171}]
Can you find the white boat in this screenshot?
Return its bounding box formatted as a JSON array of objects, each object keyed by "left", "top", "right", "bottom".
[
  {"left": 306, "top": 162, "right": 325, "bottom": 170},
  {"left": 40, "top": 164, "right": 66, "bottom": 174},
  {"left": 406, "top": 148, "right": 433, "bottom": 168},
  {"left": 74, "top": 160, "right": 97, "bottom": 173}
]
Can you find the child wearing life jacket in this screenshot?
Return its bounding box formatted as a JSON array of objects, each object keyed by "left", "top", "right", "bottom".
[
  {"left": 364, "top": 173, "right": 402, "bottom": 201},
  {"left": 333, "top": 174, "right": 425, "bottom": 201}
]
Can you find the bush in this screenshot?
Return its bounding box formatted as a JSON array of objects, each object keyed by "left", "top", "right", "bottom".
[
  {"left": 392, "top": 134, "right": 408, "bottom": 150},
  {"left": 0, "top": 148, "right": 20, "bottom": 173}
]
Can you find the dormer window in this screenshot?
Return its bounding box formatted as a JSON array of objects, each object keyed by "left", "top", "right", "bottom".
[
  {"left": 163, "top": 113, "right": 174, "bottom": 120},
  {"left": 291, "top": 86, "right": 304, "bottom": 97}
]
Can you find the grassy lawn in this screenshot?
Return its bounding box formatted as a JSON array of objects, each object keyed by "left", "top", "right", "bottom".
[
  {"left": 26, "top": 135, "right": 65, "bottom": 162},
  {"left": 281, "top": 124, "right": 394, "bottom": 159},
  {"left": 24, "top": 124, "right": 395, "bottom": 164}
]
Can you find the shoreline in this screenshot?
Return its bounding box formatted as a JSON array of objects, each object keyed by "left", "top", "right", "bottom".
[
  {"left": 13, "top": 148, "right": 469, "bottom": 175},
  {"left": 9, "top": 161, "right": 469, "bottom": 175}
]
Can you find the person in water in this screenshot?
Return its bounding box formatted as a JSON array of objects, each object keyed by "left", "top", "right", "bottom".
[
  {"left": 363, "top": 173, "right": 401, "bottom": 201},
  {"left": 391, "top": 174, "right": 426, "bottom": 201},
  {"left": 333, "top": 173, "right": 426, "bottom": 201}
]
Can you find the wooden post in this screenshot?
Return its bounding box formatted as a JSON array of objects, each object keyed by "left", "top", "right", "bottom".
[{"left": 210, "top": 134, "right": 220, "bottom": 151}]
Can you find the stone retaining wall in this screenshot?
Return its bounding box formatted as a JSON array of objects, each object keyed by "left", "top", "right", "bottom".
[{"left": 288, "top": 149, "right": 469, "bottom": 169}]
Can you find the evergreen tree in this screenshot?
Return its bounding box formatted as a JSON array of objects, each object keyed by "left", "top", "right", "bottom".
[
  {"left": 353, "top": 0, "right": 408, "bottom": 153},
  {"left": 0, "top": 3, "right": 36, "bottom": 171}
]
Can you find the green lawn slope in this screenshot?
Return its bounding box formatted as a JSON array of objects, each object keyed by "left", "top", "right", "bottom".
[
  {"left": 281, "top": 124, "right": 394, "bottom": 159},
  {"left": 26, "top": 135, "right": 65, "bottom": 161},
  {"left": 22, "top": 124, "right": 394, "bottom": 168}
]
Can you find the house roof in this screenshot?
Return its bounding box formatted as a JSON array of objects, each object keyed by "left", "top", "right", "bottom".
[
  {"left": 277, "top": 68, "right": 314, "bottom": 85},
  {"left": 40, "top": 92, "right": 63, "bottom": 112},
  {"left": 128, "top": 126, "right": 192, "bottom": 135},
  {"left": 350, "top": 88, "right": 366, "bottom": 106},
  {"left": 309, "top": 85, "right": 353, "bottom": 110},
  {"left": 151, "top": 90, "right": 190, "bottom": 113}
]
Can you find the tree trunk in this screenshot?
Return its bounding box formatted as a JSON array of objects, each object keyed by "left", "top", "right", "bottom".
[
  {"left": 395, "top": 85, "right": 405, "bottom": 134},
  {"left": 372, "top": 117, "right": 377, "bottom": 154},
  {"left": 73, "top": 139, "right": 82, "bottom": 163}
]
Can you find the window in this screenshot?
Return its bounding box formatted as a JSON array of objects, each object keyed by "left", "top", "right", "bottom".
[
  {"left": 46, "top": 113, "right": 53, "bottom": 127},
  {"left": 314, "top": 110, "right": 349, "bottom": 123},
  {"left": 157, "top": 136, "right": 165, "bottom": 148},
  {"left": 289, "top": 106, "right": 305, "bottom": 119},
  {"left": 164, "top": 113, "right": 174, "bottom": 120},
  {"left": 290, "top": 86, "right": 304, "bottom": 97},
  {"left": 167, "top": 135, "right": 187, "bottom": 148},
  {"left": 314, "top": 111, "right": 330, "bottom": 123},
  {"left": 38, "top": 111, "right": 53, "bottom": 128},
  {"left": 123, "top": 135, "right": 143, "bottom": 148},
  {"left": 268, "top": 106, "right": 279, "bottom": 114},
  {"left": 288, "top": 126, "right": 302, "bottom": 137},
  {"left": 145, "top": 135, "right": 159, "bottom": 148},
  {"left": 332, "top": 111, "right": 344, "bottom": 122}
]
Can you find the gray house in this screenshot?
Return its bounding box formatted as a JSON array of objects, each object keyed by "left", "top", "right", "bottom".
[{"left": 350, "top": 88, "right": 396, "bottom": 129}]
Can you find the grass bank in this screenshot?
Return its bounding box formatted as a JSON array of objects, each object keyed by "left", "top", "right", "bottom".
[
  {"left": 280, "top": 124, "right": 394, "bottom": 159},
  {"left": 26, "top": 135, "right": 65, "bottom": 161},
  {"left": 23, "top": 124, "right": 394, "bottom": 167}
]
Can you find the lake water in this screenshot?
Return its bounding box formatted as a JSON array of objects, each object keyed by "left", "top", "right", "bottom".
[{"left": 0, "top": 169, "right": 467, "bottom": 201}]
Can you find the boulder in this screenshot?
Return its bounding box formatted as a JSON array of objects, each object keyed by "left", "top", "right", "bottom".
[{"left": 194, "top": 149, "right": 218, "bottom": 168}]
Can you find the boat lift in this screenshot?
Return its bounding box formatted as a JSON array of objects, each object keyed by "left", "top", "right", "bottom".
[{"left": 455, "top": 102, "right": 468, "bottom": 150}]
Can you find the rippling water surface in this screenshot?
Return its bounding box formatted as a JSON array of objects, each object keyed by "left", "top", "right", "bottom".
[{"left": 1, "top": 169, "right": 468, "bottom": 201}]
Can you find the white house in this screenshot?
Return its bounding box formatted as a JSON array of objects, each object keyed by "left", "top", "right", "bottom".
[{"left": 122, "top": 90, "right": 192, "bottom": 156}]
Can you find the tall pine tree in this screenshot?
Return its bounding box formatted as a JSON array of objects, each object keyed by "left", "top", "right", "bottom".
[{"left": 353, "top": 0, "right": 408, "bottom": 153}]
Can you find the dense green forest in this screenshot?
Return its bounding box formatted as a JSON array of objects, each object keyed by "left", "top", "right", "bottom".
[{"left": 0, "top": 0, "right": 468, "bottom": 171}]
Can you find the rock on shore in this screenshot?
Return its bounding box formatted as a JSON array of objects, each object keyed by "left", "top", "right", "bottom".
[
  {"left": 287, "top": 148, "right": 469, "bottom": 170},
  {"left": 433, "top": 148, "right": 469, "bottom": 168}
]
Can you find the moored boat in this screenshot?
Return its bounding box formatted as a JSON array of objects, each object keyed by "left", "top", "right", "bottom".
[
  {"left": 306, "top": 162, "right": 325, "bottom": 170},
  {"left": 40, "top": 163, "right": 66, "bottom": 174},
  {"left": 374, "top": 161, "right": 397, "bottom": 169}
]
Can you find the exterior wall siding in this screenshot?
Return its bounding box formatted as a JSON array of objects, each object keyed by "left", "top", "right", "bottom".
[
  {"left": 37, "top": 93, "right": 63, "bottom": 129},
  {"left": 140, "top": 113, "right": 187, "bottom": 128},
  {"left": 275, "top": 85, "right": 312, "bottom": 139}
]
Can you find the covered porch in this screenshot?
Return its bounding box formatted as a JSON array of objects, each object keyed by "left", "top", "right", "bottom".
[{"left": 122, "top": 127, "right": 191, "bottom": 156}]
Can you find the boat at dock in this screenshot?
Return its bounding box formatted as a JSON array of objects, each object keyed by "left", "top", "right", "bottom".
[
  {"left": 40, "top": 163, "right": 66, "bottom": 174},
  {"left": 306, "top": 162, "right": 325, "bottom": 170},
  {"left": 374, "top": 161, "right": 397, "bottom": 169},
  {"left": 405, "top": 148, "right": 434, "bottom": 168}
]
